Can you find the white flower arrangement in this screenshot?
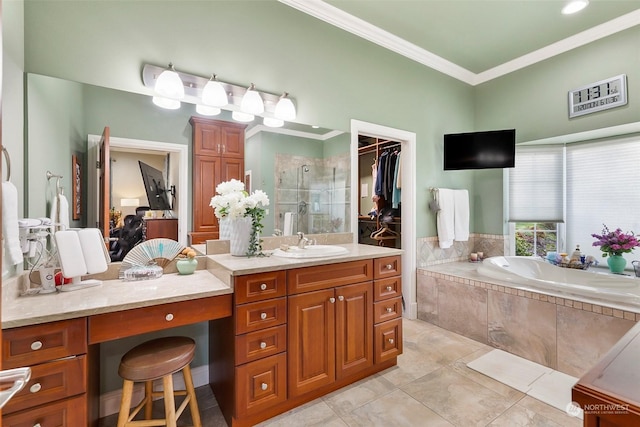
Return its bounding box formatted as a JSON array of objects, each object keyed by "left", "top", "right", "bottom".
[
  {"left": 209, "top": 179, "right": 270, "bottom": 257},
  {"left": 209, "top": 179, "right": 269, "bottom": 220}
]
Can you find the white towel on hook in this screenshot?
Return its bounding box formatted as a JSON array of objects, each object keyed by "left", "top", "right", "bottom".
[
  {"left": 2, "top": 182, "right": 24, "bottom": 266},
  {"left": 51, "top": 193, "right": 70, "bottom": 230},
  {"left": 454, "top": 189, "right": 469, "bottom": 242},
  {"left": 283, "top": 212, "right": 294, "bottom": 236},
  {"left": 436, "top": 188, "right": 455, "bottom": 249}
]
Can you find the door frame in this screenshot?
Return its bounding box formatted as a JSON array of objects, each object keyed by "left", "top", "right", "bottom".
[
  {"left": 87, "top": 135, "right": 189, "bottom": 246},
  {"left": 350, "top": 120, "right": 417, "bottom": 319}
]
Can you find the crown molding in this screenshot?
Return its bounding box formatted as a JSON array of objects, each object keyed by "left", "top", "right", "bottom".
[
  {"left": 280, "top": 0, "right": 640, "bottom": 86},
  {"left": 279, "top": 0, "right": 476, "bottom": 85}
]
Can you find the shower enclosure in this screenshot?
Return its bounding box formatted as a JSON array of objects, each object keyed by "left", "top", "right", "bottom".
[{"left": 274, "top": 155, "right": 350, "bottom": 235}]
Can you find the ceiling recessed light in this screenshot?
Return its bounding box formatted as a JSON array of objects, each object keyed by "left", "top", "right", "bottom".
[{"left": 562, "top": 0, "right": 589, "bottom": 15}]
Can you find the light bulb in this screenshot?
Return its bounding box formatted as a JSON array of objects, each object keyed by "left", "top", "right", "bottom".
[
  {"left": 263, "top": 117, "right": 284, "bottom": 128},
  {"left": 562, "top": 0, "right": 588, "bottom": 14},
  {"left": 240, "top": 84, "right": 264, "bottom": 115},
  {"left": 152, "top": 96, "right": 180, "bottom": 110},
  {"left": 155, "top": 63, "right": 184, "bottom": 99},
  {"left": 196, "top": 104, "right": 221, "bottom": 116},
  {"left": 202, "top": 77, "right": 228, "bottom": 107},
  {"left": 274, "top": 94, "right": 296, "bottom": 121},
  {"left": 232, "top": 111, "right": 255, "bottom": 122}
]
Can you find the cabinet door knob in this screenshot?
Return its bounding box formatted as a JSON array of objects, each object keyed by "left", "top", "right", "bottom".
[
  {"left": 338, "top": 295, "right": 344, "bottom": 301},
  {"left": 217, "top": 144, "right": 221, "bottom": 153},
  {"left": 260, "top": 341, "right": 267, "bottom": 349},
  {"left": 260, "top": 312, "right": 267, "bottom": 320},
  {"left": 30, "top": 383, "right": 42, "bottom": 394},
  {"left": 34, "top": 424, "right": 42, "bottom": 427},
  {"left": 388, "top": 338, "right": 394, "bottom": 345},
  {"left": 386, "top": 286, "right": 393, "bottom": 292},
  {"left": 222, "top": 145, "right": 226, "bottom": 154},
  {"left": 386, "top": 307, "right": 393, "bottom": 313},
  {"left": 386, "top": 264, "right": 393, "bottom": 270},
  {"left": 30, "top": 341, "right": 43, "bottom": 351},
  {"left": 260, "top": 283, "right": 267, "bottom": 291},
  {"left": 261, "top": 382, "right": 268, "bottom": 391},
  {"left": 329, "top": 297, "right": 336, "bottom": 304},
  {"left": 165, "top": 313, "right": 174, "bottom": 321}
]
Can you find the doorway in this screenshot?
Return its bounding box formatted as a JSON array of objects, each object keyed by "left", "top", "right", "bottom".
[
  {"left": 87, "top": 135, "right": 189, "bottom": 245},
  {"left": 350, "top": 120, "right": 417, "bottom": 319}
]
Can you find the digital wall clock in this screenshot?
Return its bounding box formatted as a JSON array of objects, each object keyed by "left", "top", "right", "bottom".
[{"left": 568, "top": 74, "right": 627, "bottom": 118}]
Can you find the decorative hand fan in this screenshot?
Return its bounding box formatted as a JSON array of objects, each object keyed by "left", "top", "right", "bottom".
[{"left": 119, "top": 238, "right": 184, "bottom": 278}]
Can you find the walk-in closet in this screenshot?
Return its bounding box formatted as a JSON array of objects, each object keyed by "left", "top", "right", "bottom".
[{"left": 357, "top": 135, "right": 402, "bottom": 248}]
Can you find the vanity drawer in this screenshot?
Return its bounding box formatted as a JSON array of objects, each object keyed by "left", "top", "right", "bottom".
[
  {"left": 2, "top": 318, "right": 87, "bottom": 369},
  {"left": 235, "top": 298, "right": 287, "bottom": 335},
  {"left": 374, "top": 256, "right": 402, "bottom": 279},
  {"left": 373, "top": 277, "right": 402, "bottom": 302},
  {"left": 88, "top": 294, "right": 232, "bottom": 344},
  {"left": 3, "top": 355, "right": 86, "bottom": 415},
  {"left": 287, "top": 260, "right": 373, "bottom": 295},
  {"left": 235, "top": 325, "right": 287, "bottom": 365},
  {"left": 235, "top": 353, "right": 287, "bottom": 417},
  {"left": 2, "top": 394, "right": 87, "bottom": 426},
  {"left": 374, "top": 318, "right": 403, "bottom": 364},
  {"left": 374, "top": 297, "right": 403, "bottom": 324},
  {"left": 235, "top": 271, "right": 286, "bottom": 304}
]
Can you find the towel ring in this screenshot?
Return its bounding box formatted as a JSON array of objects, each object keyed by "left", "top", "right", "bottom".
[{"left": 2, "top": 147, "right": 10, "bottom": 182}]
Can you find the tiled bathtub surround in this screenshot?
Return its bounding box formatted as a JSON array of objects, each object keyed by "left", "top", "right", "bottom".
[
  {"left": 417, "top": 233, "right": 506, "bottom": 267},
  {"left": 417, "top": 263, "right": 638, "bottom": 378}
]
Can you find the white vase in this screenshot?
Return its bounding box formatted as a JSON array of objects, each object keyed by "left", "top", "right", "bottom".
[
  {"left": 219, "top": 217, "right": 231, "bottom": 241},
  {"left": 229, "top": 216, "right": 252, "bottom": 256}
]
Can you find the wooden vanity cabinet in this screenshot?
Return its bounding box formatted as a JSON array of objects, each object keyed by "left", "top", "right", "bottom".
[
  {"left": 210, "top": 256, "right": 402, "bottom": 427},
  {"left": 190, "top": 117, "right": 245, "bottom": 244},
  {"left": 373, "top": 257, "right": 403, "bottom": 362},
  {"left": 1, "top": 318, "right": 88, "bottom": 425}
]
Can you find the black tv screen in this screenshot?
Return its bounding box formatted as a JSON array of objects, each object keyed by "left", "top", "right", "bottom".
[
  {"left": 443, "top": 129, "right": 516, "bottom": 170},
  {"left": 138, "top": 161, "right": 172, "bottom": 210}
]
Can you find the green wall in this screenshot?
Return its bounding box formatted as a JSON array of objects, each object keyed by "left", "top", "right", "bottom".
[
  {"left": 474, "top": 26, "right": 640, "bottom": 233},
  {"left": 23, "top": 0, "right": 477, "bottom": 238}
]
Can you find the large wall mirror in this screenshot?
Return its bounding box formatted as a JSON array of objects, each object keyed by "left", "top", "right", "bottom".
[{"left": 25, "top": 73, "right": 351, "bottom": 247}]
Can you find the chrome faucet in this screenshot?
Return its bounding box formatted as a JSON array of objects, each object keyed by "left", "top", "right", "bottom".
[{"left": 297, "top": 232, "right": 311, "bottom": 249}]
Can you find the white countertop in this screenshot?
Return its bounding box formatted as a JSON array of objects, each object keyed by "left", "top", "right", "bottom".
[
  {"left": 3, "top": 243, "right": 402, "bottom": 329},
  {"left": 2, "top": 270, "right": 231, "bottom": 329},
  {"left": 206, "top": 243, "right": 403, "bottom": 284}
]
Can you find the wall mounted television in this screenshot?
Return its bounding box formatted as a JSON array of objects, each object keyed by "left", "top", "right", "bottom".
[
  {"left": 443, "top": 129, "right": 516, "bottom": 170},
  {"left": 138, "top": 161, "right": 172, "bottom": 211}
]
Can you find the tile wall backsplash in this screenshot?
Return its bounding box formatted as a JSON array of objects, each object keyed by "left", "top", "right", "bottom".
[{"left": 417, "top": 234, "right": 506, "bottom": 267}]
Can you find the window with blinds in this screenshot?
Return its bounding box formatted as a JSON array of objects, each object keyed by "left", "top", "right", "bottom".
[
  {"left": 566, "top": 136, "right": 640, "bottom": 265},
  {"left": 508, "top": 145, "right": 564, "bottom": 223}
]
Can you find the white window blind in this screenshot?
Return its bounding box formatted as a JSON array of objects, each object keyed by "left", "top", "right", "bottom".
[
  {"left": 566, "top": 136, "right": 640, "bottom": 264},
  {"left": 509, "top": 145, "right": 564, "bottom": 222}
]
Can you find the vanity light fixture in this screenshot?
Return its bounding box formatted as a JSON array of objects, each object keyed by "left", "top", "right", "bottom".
[
  {"left": 201, "top": 75, "right": 228, "bottom": 107},
  {"left": 274, "top": 93, "right": 296, "bottom": 121},
  {"left": 562, "top": 0, "right": 589, "bottom": 15},
  {"left": 196, "top": 104, "right": 222, "bottom": 116},
  {"left": 263, "top": 117, "right": 284, "bottom": 128},
  {"left": 232, "top": 111, "right": 255, "bottom": 122},
  {"left": 142, "top": 63, "right": 296, "bottom": 120},
  {"left": 240, "top": 84, "right": 265, "bottom": 115}
]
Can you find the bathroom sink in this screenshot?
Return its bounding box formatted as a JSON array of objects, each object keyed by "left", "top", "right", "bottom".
[{"left": 272, "top": 245, "right": 349, "bottom": 259}]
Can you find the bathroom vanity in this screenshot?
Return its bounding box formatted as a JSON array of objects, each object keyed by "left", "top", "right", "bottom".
[
  {"left": 207, "top": 244, "right": 403, "bottom": 427},
  {"left": 1, "top": 243, "right": 402, "bottom": 427}
]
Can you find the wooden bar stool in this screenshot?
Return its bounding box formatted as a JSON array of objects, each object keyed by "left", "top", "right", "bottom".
[{"left": 117, "top": 336, "right": 202, "bottom": 427}]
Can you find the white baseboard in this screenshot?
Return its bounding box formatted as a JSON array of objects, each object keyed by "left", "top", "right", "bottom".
[{"left": 100, "top": 365, "right": 209, "bottom": 418}]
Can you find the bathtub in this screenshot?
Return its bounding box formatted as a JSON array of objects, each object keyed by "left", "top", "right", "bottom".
[{"left": 477, "top": 256, "right": 640, "bottom": 306}]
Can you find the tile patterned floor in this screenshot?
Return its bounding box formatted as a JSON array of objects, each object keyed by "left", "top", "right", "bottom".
[{"left": 100, "top": 318, "right": 583, "bottom": 427}]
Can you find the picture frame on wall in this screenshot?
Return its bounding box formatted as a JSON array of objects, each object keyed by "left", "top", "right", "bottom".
[
  {"left": 244, "top": 170, "right": 252, "bottom": 193},
  {"left": 72, "top": 154, "right": 82, "bottom": 220}
]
